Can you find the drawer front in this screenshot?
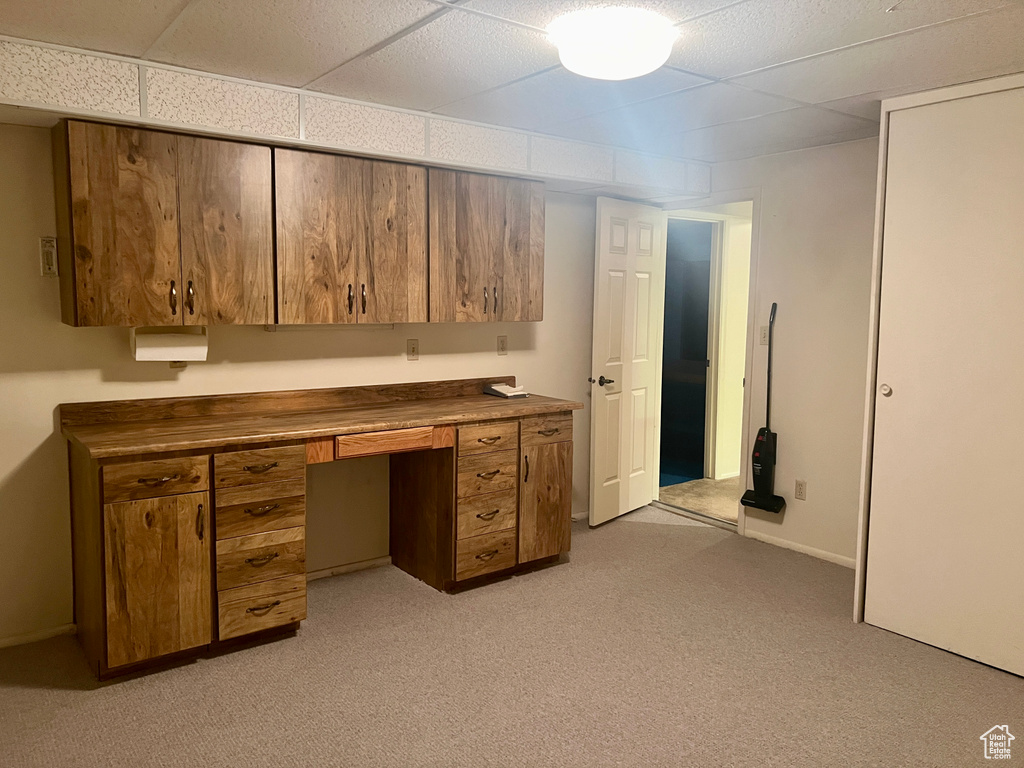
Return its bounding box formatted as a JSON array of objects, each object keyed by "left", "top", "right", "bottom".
[
  {"left": 214, "top": 445, "right": 305, "bottom": 489},
  {"left": 458, "top": 421, "right": 519, "bottom": 457},
  {"left": 103, "top": 456, "right": 209, "bottom": 503},
  {"left": 520, "top": 412, "right": 573, "bottom": 448},
  {"left": 457, "top": 488, "right": 517, "bottom": 540},
  {"left": 456, "top": 530, "right": 517, "bottom": 581},
  {"left": 457, "top": 449, "right": 518, "bottom": 498},
  {"left": 215, "top": 478, "right": 306, "bottom": 540},
  {"left": 218, "top": 574, "right": 306, "bottom": 641},
  {"left": 335, "top": 426, "right": 435, "bottom": 459},
  {"left": 216, "top": 527, "right": 305, "bottom": 591}
]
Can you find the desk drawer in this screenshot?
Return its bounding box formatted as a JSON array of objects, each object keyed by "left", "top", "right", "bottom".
[
  {"left": 520, "top": 413, "right": 573, "bottom": 448},
  {"left": 456, "top": 529, "right": 516, "bottom": 581},
  {"left": 457, "top": 488, "right": 517, "bottom": 540},
  {"left": 457, "top": 449, "right": 517, "bottom": 498},
  {"left": 214, "top": 445, "right": 305, "bottom": 489},
  {"left": 216, "top": 527, "right": 305, "bottom": 590},
  {"left": 218, "top": 574, "right": 306, "bottom": 640},
  {"left": 103, "top": 456, "right": 208, "bottom": 503},
  {"left": 458, "top": 421, "right": 519, "bottom": 456},
  {"left": 215, "top": 478, "right": 306, "bottom": 540},
  {"left": 335, "top": 426, "right": 435, "bottom": 459}
]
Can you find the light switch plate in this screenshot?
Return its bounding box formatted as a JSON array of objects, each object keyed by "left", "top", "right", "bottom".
[
  {"left": 795, "top": 480, "right": 807, "bottom": 501},
  {"left": 497, "top": 335, "right": 508, "bottom": 355},
  {"left": 39, "top": 236, "right": 58, "bottom": 277},
  {"left": 760, "top": 326, "right": 769, "bottom": 346},
  {"left": 406, "top": 339, "right": 419, "bottom": 361}
]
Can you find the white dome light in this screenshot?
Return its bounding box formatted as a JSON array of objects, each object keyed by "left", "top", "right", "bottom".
[{"left": 547, "top": 7, "right": 678, "bottom": 81}]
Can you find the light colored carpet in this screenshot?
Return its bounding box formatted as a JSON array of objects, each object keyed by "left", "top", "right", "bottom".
[
  {"left": 618, "top": 504, "right": 712, "bottom": 526},
  {"left": 2, "top": 521, "right": 1022, "bottom": 767},
  {"left": 660, "top": 476, "right": 742, "bottom": 522}
]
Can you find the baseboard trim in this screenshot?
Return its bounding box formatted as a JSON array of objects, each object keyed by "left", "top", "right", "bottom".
[
  {"left": 744, "top": 530, "right": 856, "bottom": 569},
  {"left": 307, "top": 556, "right": 391, "bottom": 582},
  {"left": 0, "top": 623, "right": 76, "bottom": 649}
]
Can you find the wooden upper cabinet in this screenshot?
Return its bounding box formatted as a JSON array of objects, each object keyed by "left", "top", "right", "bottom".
[
  {"left": 428, "top": 169, "right": 544, "bottom": 323},
  {"left": 177, "top": 136, "right": 274, "bottom": 325},
  {"left": 275, "top": 148, "right": 427, "bottom": 324}
]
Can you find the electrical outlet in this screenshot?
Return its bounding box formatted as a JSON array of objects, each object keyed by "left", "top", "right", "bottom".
[
  {"left": 760, "top": 326, "right": 769, "bottom": 346},
  {"left": 39, "top": 236, "right": 58, "bottom": 277},
  {"left": 497, "top": 335, "right": 508, "bottom": 356},
  {"left": 406, "top": 339, "right": 419, "bottom": 361},
  {"left": 795, "top": 479, "right": 807, "bottom": 501}
]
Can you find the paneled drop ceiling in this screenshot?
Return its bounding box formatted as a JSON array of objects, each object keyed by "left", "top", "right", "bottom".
[{"left": 2, "top": 0, "right": 1023, "bottom": 163}]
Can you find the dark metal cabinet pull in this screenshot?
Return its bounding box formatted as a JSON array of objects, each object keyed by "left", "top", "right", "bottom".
[
  {"left": 245, "top": 552, "right": 279, "bottom": 566},
  {"left": 243, "top": 461, "right": 279, "bottom": 474},
  {"left": 186, "top": 280, "right": 196, "bottom": 315},
  {"left": 538, "top": 428, "right": 559, "bottom": 437},
  {"left": 483, "top": 287, "right": 488, "bottom": 314},
  {"left": 169, "top": 280, "right": 177, "bottom": 315},
  {"left": 244, "top": 503, "right": 280, "bottom": 517},
  {"left": 493, "top": 286, "right": 498, "bottom": 313},
  {"left": 196, "top": 504, "right": 204, "bottom": 541},
  {"left": 476, "top": 469, "right": 501, "bottom": 479},
  {"left": 476, "top": 509, "right": 500, "bottom": 521},
  {"left": 476, "top": 550, "right": 499, "bottom": 561},
  {"left": 347, "top": 284, "right": 354, "bottom": 315},
  {"left": 524, "top": 455, "right": 530, "bottom": 483},
  {"left": 361, "top": 284, "right": 367, "bottom": 314},
  {"left": 138, "top": 474, "right": 179, "bottom": 487},
  {"left": 477, "top": 436, "right": 501, "bottom": 445},
  {"left": 246, "top": 600, "right": 281, "bottom": 615}
]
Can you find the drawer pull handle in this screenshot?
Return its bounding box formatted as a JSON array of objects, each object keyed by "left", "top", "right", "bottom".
[
  {"left": 477, "top": 436, "right": 502, "bottom": 445},
  {"left": 138, "top": 474, "right": 180, "bottom": 487},
  {"left": 476, "top": 509, "right": 501, "bottom": 521},
  {"left": 196, "top": 504, "right": 204, "bottom": 541},
  {"left": 476, "top": 549, "right": 499, "bottom": 561},
  {"left": 524, "top": 454, "right": 530, "bottom": 483},
  {"left": 476, "top": 469, "right": 501, "bottom": 480},
  {"left": 246, "top": 600, "right": 281, "bottom": 616},
  {"left": 243, "top": 461, "right": 279, "bottom": 474},
  {"left": 245, "top": 552, "right": 280, "bottom": 567},
  {"left": 244, "top": 503, "right": 280, "bottom": 517},
  {"left": 538, "top": 428, "right": 560, "bottom": 436}
]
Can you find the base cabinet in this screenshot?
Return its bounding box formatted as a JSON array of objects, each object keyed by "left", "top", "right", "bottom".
[{"left": 519, "top": 441, "right": 573, "bottom": 563}]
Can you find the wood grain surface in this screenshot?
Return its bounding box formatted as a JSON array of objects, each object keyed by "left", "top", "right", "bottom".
[
  {"left": 102, "top": 455, "right": 209, "bottom": 503},
  {"left": 217, "top": 574, "right": 306, "bottom": 640},
  {"left": 456, "top": 488, "right": 517, "bottom": 540},
  {"left": 334, "top": 426, "right": 434, "bottom": 460},
  {"left": 214, "top": 478, "right": 306, "bottom": 539},
  {"left": 457, "top": 420, "right": 519, "bottom": 457},
  {"left": 519, "top": 441, "right": 572, "bottom": 563},
  {"left": 455, "top": 529, "right": 516, "bottom": 581},
  {"left": 214, "top": 445, "right": 306, "bottom": 488},
  {"left": 520, "top": 412, "right": 574, "bottom": 448},
  {"left": 389, "top": 448, "right": 455, "bottom": 590},
  {"left": 457, "top": 449, "right": 518, "bottom": 498},
  {"left": 215, "top": 527, "right": 306, "bottom": 591},
  {"left": 68, "top": 443, "right": 105, "bottom": 675},
  {"left": 178, "top": 136, "right": 274, "bottom": 325}
]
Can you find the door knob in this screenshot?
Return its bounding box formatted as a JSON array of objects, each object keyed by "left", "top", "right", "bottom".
[
  {"left": 588, "top": 376, "right": 615, "bottom": 387},
  {"left": 879, "top": 383, "right": 893, "bottom": 397}
]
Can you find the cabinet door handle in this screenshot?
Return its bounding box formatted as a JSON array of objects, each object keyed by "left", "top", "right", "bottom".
[
  {"left": 347, "top": 284, "right": 354, "bottom": 315},
  {"left": 243, "top": 461, "right": 279, "bottom": 474},
  {"left": 244, "top": 503, "right": 280, "bottom": 517},
  {"left": 196, "top": 503, "right": 204, "bottom": 541},
  {"left": 493, "top": 285, "right": 498, "bottom": 314},
  {"left": 476, "top": 469, "right": 501, "bottom": 479},
  {"left": 137, "top": 474, "right": 179, "bottom": 487},
  {"left": 361, "top": 284, "right": 367, "bottom": 314},
  {"left": 477, "top": 436, "right": 501, "bottom": 445},
  {"left": 524, "top": 454, "right": 530, "bottom": 483},
  {"left": 186, "top": 280, "right": 196, "bottom": 316},
  {"left": 169, "top": 280, "right": 177, "bottom": 316},
  {"left": 483, "top": 287, "right": 488, "bottom": 315},
  {"left": 476, "top": 549, "right": 499, "bottom": 561},
  {"left": 245, "top": 552, "right": 280, "bottom": 567},
  {"left": 476, "top": 509, "right": 501, "bottom": 521},
  {"left": 246, "top": 600, "right": 281, "bottom": 615},
  {"left": 538, "top": 428, "right": 559, "bottom": 437}
]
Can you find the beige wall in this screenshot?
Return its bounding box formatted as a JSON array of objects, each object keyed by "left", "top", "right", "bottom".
[
  {"left": 713, "top": 139, "right": 878, "bottom": 565},
  {"left": 0, "top": 123, "right": 597, "bottom": 644}
]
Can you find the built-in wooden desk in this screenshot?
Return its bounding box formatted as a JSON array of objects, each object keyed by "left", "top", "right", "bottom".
[{"left": 61, "top": 377, "right": 582, "bottom": 679}]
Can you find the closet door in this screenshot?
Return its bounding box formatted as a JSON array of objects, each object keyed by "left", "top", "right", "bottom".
[{"left": 864, "top": 87, "right": 1024, "bottom": 676}]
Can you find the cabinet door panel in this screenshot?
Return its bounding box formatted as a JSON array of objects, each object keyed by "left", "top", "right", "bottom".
[
  {"left": 519, "top": 441, "right": 572, "bottom": 563},
  {"left": 363, "top": 162, "right": 427, "bottom": 323},
  {"left": 104, "top": 492, "right": 211, "bottom": 668},
  {"left": 179, "top": 137, "right": 274, "bottom": 325},
  {"left": 276, "top": 149, "right": 365, "bottom": 324},
  {"left": 495, "top": 179, "right": 544, "bottom": 322},
  {"left": 68, "top": 121, "right": 180, "bottom": 327}
]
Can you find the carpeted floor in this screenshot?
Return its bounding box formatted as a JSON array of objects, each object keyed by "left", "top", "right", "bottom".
[
  {"left": 2, "top": 519, "right": 1022, "bottom": 767},
  {"left": 660, "top": 475, "right": 742, "bottom": 523}
]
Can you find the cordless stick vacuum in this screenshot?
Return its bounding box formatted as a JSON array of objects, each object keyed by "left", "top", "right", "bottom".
[{"left": 740, "top": 302, "right": 786, "bottom": 514}]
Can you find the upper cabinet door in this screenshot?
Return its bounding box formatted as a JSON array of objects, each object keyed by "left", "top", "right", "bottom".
[
  {"left": 429, "top": 170, "right": 545, "bottom": 323},
  {"left": 362, "top": 161, "right": 428, "bottom": 324},
  {"left": 275, "top": 149, "right": 365, "bottom": 324},
  {"left": 62, "top": 121, "right": 181, "bottom": 327},
  {"left": 178, "top": 137, "right": 274, "bottom": 325}
]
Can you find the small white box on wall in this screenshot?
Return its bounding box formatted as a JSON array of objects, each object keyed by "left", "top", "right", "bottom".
[{"left": 130, "top": 327, "right": 208, "bottom": 362}]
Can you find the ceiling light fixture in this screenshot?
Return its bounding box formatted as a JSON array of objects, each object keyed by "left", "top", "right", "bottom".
[{"left": 547, "top": 7, "right": 678, "bottom": 81}]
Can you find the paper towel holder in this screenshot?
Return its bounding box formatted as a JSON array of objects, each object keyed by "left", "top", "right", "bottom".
[{"left": 130, "top": 326, "right": 208, "bottom": 365}]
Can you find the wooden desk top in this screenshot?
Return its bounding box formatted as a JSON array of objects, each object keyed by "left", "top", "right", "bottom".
[{"left": 60, "top": 378, "right": 583, "bottom": 460}]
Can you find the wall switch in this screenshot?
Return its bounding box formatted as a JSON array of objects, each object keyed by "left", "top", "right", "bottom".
[
  {"left": 406, "top": 339, "right": 419, "bottom": 361},
  {"left": 795, "top": 479, "right": 807, "bottom": 501},
  {"left": 760, "top": 326, "right": 769, "bottom": 346},
  {"left": 497, "top": 335, "right": 508, "bottom": 355},
  {"left": 39, "top": 236, "right": 58, "bottom": 277}
]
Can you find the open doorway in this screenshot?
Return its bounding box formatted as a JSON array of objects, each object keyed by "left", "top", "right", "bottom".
[{"left": 656, "top": 203, "right": 753, "bottom": 525}]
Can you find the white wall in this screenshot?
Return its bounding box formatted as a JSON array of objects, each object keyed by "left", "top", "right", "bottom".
[
  {"left": 713, "top": 139, "right": 878, "bottom": 566},
  {"left": 0, "top": 123, "right": 597, "bottom": 644}
]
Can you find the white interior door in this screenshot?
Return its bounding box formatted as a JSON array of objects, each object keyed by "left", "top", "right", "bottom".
[
  {"left": 864, "top": 87, "right": 1024, "bottom": 675},
  {"left": 590, "top": 198, "right": 667, "bottom": 526}
]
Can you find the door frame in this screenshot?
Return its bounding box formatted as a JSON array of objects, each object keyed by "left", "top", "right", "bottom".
[{"left": 656, "top": 190, "right": 762, "bottom": 534}]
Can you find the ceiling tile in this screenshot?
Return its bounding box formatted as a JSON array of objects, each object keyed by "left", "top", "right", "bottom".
[
  {"left": 146, "top": 0, "right": 444, "bottom": 88},
  {"left": 0, "top": 0, "right": 190, "bottom": 57},
  {"left": 466, "top": 0, "right": 746, "bottom": 29},
  {"left": 732, "top": 4, "right": 1024, "bottom": 104},
  {"left": 818, "top": 93, "right": 888, "bottom": 121},
  {"left": 310, "top": 10, "right": 557, "bottom": 111},
  {"left": 435, "top": 66, "right": 709, "bottom": 130},
  {"left": 541, "top": 82, "right": 797, "bottom": 153},
  {"left": 670, "top": 0, "right": 1006, "bottom": 78}
]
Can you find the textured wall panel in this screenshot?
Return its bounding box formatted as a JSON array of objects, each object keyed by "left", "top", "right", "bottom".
[
  {"left": 305, "top": 96, "right": 426, "bottom": 156},
  {"left": 530, "top": 136, "right": 613, "bottom": 182},
  {"left": 428, "top": 119, "right": 528, "bottom": 171}
]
